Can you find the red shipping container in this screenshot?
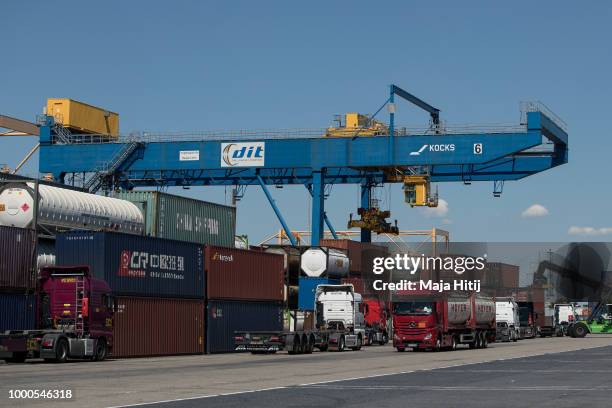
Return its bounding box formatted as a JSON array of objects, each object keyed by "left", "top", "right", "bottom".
[
  {"left": 205, "top": 246, "right": 284, "bottom": 301},
  {"left": 113, "top": 296, "right": 205, "bottom": 358}
]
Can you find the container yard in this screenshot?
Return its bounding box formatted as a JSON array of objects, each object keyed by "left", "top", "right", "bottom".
[{"left": 1, "top": 3, "right": 610, "bottom": 408}]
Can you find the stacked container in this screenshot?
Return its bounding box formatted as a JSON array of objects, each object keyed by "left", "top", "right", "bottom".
[
  {"left": 55, "top": 231, "right": 206, "bottom": 357},
  {"left": 205, "top": 246, "right": 284, "bottom": 353},
  {"left": 0, "top": 226, "right": 37, "bottom": 332},
  {"left": 113, "top": 191, "right": 236, "bottom": 247}
]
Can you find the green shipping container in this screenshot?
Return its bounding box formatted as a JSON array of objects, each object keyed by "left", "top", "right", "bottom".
[{"left": 113, "top": 191, "right": 236, "bottom": 247}]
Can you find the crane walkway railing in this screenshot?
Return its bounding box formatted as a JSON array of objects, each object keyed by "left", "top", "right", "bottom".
[{"left": 52, "top": 123, "right": 527, "bottom": 145}]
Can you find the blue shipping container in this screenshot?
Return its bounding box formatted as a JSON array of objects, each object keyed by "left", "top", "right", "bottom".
[
  {"left": 298, "top": 277, "right": 340, "bottom": 310},
  {"left": 55, "top": 231, "right": 204, "bottom": 298},
  {"left": 0, "top": 293, "right": 36, "bottom": 332},
  {"left": 206, "top": 300, "right": 283, "bottom": 353}
]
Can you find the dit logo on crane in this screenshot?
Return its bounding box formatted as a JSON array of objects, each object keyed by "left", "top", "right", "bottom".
[{"left": 221, "top": 142, "right": 265, "bottom": 167}]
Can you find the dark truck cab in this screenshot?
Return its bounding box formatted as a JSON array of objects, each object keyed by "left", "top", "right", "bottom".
[{"left": 0, "top": 266, "right": 114, "bottom": 363}]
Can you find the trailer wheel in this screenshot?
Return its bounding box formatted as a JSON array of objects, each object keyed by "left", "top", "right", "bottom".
[
  {"left": 93, "top": 339, "right": 107, "bottom": 362},
  {"left": 288, "top": 336, "right": 301, "bottom": 355},
  {"left": 368, "top": 332, "right": 374, "bottom": 346},
  {"left": 379, "top": 332, "right": 388, "bottom": 346},
  {"left": 53, "top": 338, "right": 68, "bottom": 363},
  {"left": 338, "top": 336, "right": 346, "bottom": 352},
  {"left": 573, "top": 323, "right": 589, "bottom": 338},
  {"left": 450, "top": 336, "right": 457, "bottom": 351},
  {"left": 482, "top": 334, "right": 489, "bottom": 348}
]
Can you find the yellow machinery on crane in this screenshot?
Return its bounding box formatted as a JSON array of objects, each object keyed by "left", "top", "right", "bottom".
[{"left": 325, "top": 113, "right": 388, "bottom": 137}]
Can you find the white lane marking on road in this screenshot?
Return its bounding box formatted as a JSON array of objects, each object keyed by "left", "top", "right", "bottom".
[
  {"left": 107, "top": 344, "right": 611, "bottom": 408},
  {"left": 106, "top": 386, "right": 289, "bottom": 408},
  {"left": 300, "top": 385, "right": 612, "bottom": 391}
]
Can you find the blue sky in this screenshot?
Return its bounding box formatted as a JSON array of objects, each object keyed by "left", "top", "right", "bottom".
[{"left": 2, "top": 1, "right": 611, "bottom": 244}]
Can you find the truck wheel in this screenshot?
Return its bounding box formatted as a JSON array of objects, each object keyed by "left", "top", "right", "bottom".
[
  {"left": 567, "top": 325, "right": 576, "bottom": 338},
  {"left": 512, "top": 332, "right": 518, "bottom": 342},
  {"left": 433, "top": 338, "right": 441, "bottom": 352},
  {"left": 351, "top": 335, "right": 362, "bottom": 351},
  {"left": 573, "top": 324, "right": 589, "bottom": 338},
  {"left": 318, "top": 344, "right": 328, "bottom": 352},
  {"left": 379, "top": 332, "right": 388, "bottom": 346},
  {"left": 368, "top": 332, "right": 374, "bottom": 346},
  {"left": 288, "top": 336, "right": 301, "bottom": 355},
  {"left": 338, "top": 336, "right": 346, "bottom": 352},
  {"left": 449, "top": 336, "right": 457, "bottom": 351},
  {"left": 482, "top": 334, "right": 489, "bottom": 348},
  {"left": 304, "top": 335, "right": 315, "bottom": 354},
  {"left": 396, "top": 347, "right": 405, "bottom": 352},
  {"left": 54, "top": 338, "right": 68, "bottom": 363},
  {"left": 93, "top": 339, "right": 107, "bottom": 362}
]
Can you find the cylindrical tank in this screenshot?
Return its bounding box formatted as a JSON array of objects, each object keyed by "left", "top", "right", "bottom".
[
  {"left": 0, "top": 183, "right": 144, "bottom": 235},
  {"left": 473, "top": 295, "right": 496, "bottom": 325},
  {"left": 37, "top": 253, "right": 56, "bottom": 269},
  {"left": 300, "top": 247, "right": 349, "bottom": 278},
  {"left": 446, "top": 294, "right": 472, "bottom": 325}
]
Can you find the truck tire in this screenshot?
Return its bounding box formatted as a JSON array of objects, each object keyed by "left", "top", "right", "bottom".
[
  {"left": 433, "top": 338, "right": 441, "bottom": 352},
  {"left": 351, "top": 335, "right": 362, "bottom": 351},
  {"left": 573, "top": 323, "right": 589, "bottom": 338},
  {"left": 52, "top": 338, "right": 68, "bottom": 363},
  {"left": 319, "top": 344, "right": 328, "bottom": 352},
  {"left": 368, "top": 332, "right": 374, "bottom": 346},
  {"left": 396, "top": 347, "right": 405, "bottom": 352},
  {"left": 304, "top": 335, "right": 315, "bottom": 354},
  {"left": 482, "top": 334, "right": 489, "bottom": 348},
  {"left": 450, "top": 336, "right": 457, "bottom": 351},
  {"left": 338, "top": 336, "right": 346, "bottom": 352},
  {"left": 92, "top": 339, "right": 108, "bottom": 362},
  {"left": 567, "top": 325, "right": 576, "bottom": 338},
  {"left": 288, "top": 336, "right": 301, "bottom": 355},
  {"left": 379, "top": 332, "right": 388, "bottom": 346}
]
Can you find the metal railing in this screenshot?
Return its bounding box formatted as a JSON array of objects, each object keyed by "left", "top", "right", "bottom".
[
  {"left": 51, "top": 123, "right": 527, "bottom": 145},
  {"left": 520, "top": 101, "right": 568, "bottom": 132}
]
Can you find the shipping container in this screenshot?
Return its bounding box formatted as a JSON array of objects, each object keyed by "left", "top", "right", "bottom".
[
  {"left": 0, "top": 226, "right": 36, "bottom": 290},
  {"left": 113, "top": 191, "right": 236, "bottom": 247},
  {"left": 46, "top": 98, "right": 119, "bottom": 136},
  {"left": 320, "top": 239, "right": 388, "bottom": 274},
  {"left": 487, "top": 262, "right": 520, "bottom": 289},
  {"left": 206, "top": 300, "right": 283, "bottom": 353},
  {"left": 298, "top": 276, "right": 340, "bottom": 310},
  {"left": 113, "top": 296, "right": 205, "bottom": 357},
  {"left": 206, "top": 246, "right": 284, "bottom": 302},
  {"left": 0, "top": 293, "right": 36, "bottom": 332},
  {"left": 55, "top": 231, "right": 204, "bottom": 298}
]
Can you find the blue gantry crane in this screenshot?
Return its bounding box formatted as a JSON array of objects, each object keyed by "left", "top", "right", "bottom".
[{"left": 36, "top": 85, "right": 568, "bottom": 246}]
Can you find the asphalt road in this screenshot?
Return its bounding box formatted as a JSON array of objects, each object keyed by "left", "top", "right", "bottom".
[{"left": 1, "top": 335, "right": 611, "bottom": 408}]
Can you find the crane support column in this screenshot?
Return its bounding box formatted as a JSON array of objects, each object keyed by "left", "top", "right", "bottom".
[
  {"left": 305, "top": 184, "right": 338, "bottom": 240},
  {"left": 256, "top": 174, "right": 297, "bottom": 247},
  {"left": 311, "top": 170, "right": 325, "bottom": 246},
  {"left": 388, "top": 85, "right": 395, "bottom": 164},
  {"left": 360, "top": 182, "right": 372, "bottom": 243}
]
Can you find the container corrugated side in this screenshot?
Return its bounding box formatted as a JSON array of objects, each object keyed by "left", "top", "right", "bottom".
[
  {"left": 298, "top": 277, "right": 340, "bottom": 310},
  {"left": 206, "top": 246, "right": 284, "bottom": 301},
  {"left": 113, "top": 296, "right": 205, "bottom": 357},
  {"left": 206, "top": 300, "right": 283, "bottom": 354},
  {"left": 113, "top": 191, "right": 236, "bottom": 247},
  {"left": 0, "top": 293, "right": 36, "bottom": 331},
  {"left": 0, "top": 226, "right": 36, "bottom": 290},
  {"left": 55, "top": 231, "right": 204, "bottom": 298}
]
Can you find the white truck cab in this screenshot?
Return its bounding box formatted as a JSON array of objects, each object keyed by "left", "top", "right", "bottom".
[{"left": 495, "top": 298, "right": 520, "bottom": 342}]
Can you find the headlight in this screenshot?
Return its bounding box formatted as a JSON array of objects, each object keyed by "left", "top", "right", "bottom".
[{"left": 424, "top": 333, "right": 432, "bottom": 340}]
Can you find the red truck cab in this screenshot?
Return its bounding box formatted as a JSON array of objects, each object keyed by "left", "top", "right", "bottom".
[
  {"left": 0, "top": 266, "right": 114, "bottom": 363},
  {"left": 392, "top": 291, "right": 495, "bottom": 352},
  {"left": 361, "top": 298, "right": 389, "bottom": 345}
]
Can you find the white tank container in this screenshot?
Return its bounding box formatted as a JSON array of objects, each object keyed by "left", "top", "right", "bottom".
[
  {"left": 300, "top": 247, "right": 349, "bottom": 278},
  {"left": 473, "top": 295, "right": 496, "bottom": 325},
  {"left": 0, "top": 183, "right": 144, "bottom": 235},
  {"left": 446, "top": 295, "right": 472, "bottom": 324}
]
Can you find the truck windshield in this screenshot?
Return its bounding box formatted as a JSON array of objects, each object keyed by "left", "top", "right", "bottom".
[{"left": 393, "top": 301, "right": 434, "bottom": 315}]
